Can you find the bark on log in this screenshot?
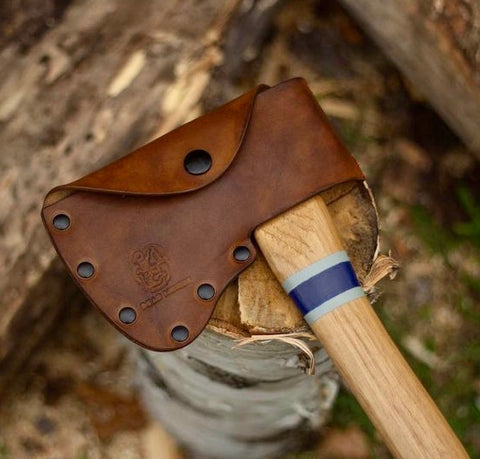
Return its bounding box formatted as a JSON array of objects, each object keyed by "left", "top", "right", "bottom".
[
  {"left": 336, "top": 0, "right": 480, "bottom": 154},
  {"left": 137, "top": 335, "right": 338, "bottom": 458},
  {"left": 0, "top": 0, "right": 243, "bottom": 393}
]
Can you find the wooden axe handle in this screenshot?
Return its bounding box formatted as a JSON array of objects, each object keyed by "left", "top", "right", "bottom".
[{"left": 254, "top": 195, "right": 468, "bottom": 459}]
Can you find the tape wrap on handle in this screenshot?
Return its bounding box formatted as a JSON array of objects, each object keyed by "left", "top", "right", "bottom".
[{"left": 282, "top": 251, "right": 365, "bottom": 325}]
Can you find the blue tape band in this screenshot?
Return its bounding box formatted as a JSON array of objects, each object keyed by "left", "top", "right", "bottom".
[
  {"left": 285, "top": 252, "right": 365, "bottom": 321},
  {"left": 304, "top": 287, "right": 365, "bottom": 325},
  {"left": 282, "top": 251, "right": 350, "bottom": 293}
]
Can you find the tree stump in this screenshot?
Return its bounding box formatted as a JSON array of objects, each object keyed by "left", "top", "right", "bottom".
[{"left": 135, "top": 182, "right": 383, "bottom": 458}]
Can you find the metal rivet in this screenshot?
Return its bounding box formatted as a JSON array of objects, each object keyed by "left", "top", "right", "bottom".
[
  {"left": 119, "top": 307, "right": 136, "bottom": 324},
  {"left": 53, "top": 214, "right": 70, "bottom": 230},
  {"left": 197, "top": 283, "right": 215, "bottom": 300},
  {"left": 77, "top": 262, "right": 94, "bottom": 278},
  {"left": 233, "top": 246, "right": 251, "bottom": 262},
  {"left": 171, "top": 325, "right": 189, "bottom": 342},
  {"left": 184, "top": 150, "right": 212, "bottom": 175}
]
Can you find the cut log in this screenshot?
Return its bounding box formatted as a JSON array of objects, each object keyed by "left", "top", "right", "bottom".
[
  {"left": 336, "top": 0, "right": 480, "bottom": 154},
  {"left": 137, "top": 334, "right": 338, "bottom": 458},
  {"left": 135, "top": 181, "right": 383, "bottom": 458}
]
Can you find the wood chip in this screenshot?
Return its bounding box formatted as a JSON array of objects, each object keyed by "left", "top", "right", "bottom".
[
  {"left": 320, "top": 97, "right": 360, "bottom": 120},
  {"left": 401, "top": 335, "right": 445, "bottom": 370},
  {"left": 107, "top": 50, "right": 147, "bottom": 97}
]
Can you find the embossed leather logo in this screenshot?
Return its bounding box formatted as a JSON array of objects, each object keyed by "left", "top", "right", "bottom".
[
  {"left": 132, "top": 244, "right": 171, "bottom": 293},
  {"left": 131, "top": 244, "right": 191, "bottom": 309}
]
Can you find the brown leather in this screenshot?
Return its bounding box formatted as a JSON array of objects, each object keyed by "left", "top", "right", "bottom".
[{"left": 42, "top": 78, "right": 365, "bottom": 351}]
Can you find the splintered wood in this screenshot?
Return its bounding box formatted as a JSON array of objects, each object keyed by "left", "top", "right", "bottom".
[{"left": 210, "top": 182, "right": 381, "bottom": 337}]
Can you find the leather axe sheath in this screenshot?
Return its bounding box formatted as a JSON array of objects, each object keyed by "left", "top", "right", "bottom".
[{"left": 42, "top": 78, "right": 468, "bottom": 458}]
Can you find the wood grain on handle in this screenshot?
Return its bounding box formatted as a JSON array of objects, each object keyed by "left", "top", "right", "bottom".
[{"left": 254, "top": 195, "right": 468, "bottom": 459}]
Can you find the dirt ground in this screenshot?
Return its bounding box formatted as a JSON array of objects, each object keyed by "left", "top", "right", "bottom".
[{"left": 1, "top": 1, "right": 479, "bottom": 458}]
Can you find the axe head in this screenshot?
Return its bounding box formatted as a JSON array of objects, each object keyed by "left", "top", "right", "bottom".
[{"left": 42, "top": 78, "right": 364, "bottom": 351}]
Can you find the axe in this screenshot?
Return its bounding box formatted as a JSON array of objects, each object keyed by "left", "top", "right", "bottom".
[{"left": 42, "top": 78, "right": 468, "bottom": 458}]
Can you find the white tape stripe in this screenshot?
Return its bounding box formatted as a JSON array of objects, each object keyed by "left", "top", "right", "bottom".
[
  {"left": 303, "top": 287, "right": 365, "bottom": 325},
  {"left": 282, "top": 251, "right": 350, "bottom": 293}
]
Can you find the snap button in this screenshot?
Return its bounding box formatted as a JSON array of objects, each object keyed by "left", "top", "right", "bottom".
[
  {"left": 77, "top": 262, "right": 94, "bottom": 279},
  {"left": 171, "top": 325, "right": 189, "bottom": 342},
  {"left": 184, "top": 150, "right": 212, "bottom": 175},
  {"left": 119, "top": 307, "right": 136, "bottom": 324},
  {"left": 197, "top": 283, "right": 215, "bottom": 300},
  {"left": 53, "top": 214, "right": 70, "bottom": 230},
  {"left": 233, "top": 246, "right": 251, "bottom": 262}
]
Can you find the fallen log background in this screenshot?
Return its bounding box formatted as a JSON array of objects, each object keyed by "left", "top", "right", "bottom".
[
  {"left": 0, "top": 0, "right": 243, "bottom": 393},
  {"left": 1, "top": 0, "right": 480, "bottom": 457},
  {"left": 337, "top": 0, "right": 480, "bottom": 154}
]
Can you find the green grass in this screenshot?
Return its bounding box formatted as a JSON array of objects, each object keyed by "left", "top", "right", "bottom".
[
  {"left": 410, "top": 204, "right": 456, "bottom": 254},
  {"left": 454, "top": 186, "right": 480, "bottom": 248},
  {"left": 410, "top": 185, "right": 480, "bottom": 254},
  {"left": 0, "top": 443, "right": 9, "bottom": 459},
  {"left": 76, "top": 449, "right": 89, "bottom": 459},
  {"left": 330, "top": 389, "right": 375, "bottom": 439},
  {"left": 410, "top": 190, "right": 480, "bottom": 297}
]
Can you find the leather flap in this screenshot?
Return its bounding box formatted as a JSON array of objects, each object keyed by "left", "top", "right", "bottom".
[{"left": 44, "top": 84, "right": 268, "bottom": 206}]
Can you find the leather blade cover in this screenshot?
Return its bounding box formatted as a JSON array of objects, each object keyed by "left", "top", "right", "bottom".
[{"left": 42, "top": 78, "right": 365, "bottom": 351}]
